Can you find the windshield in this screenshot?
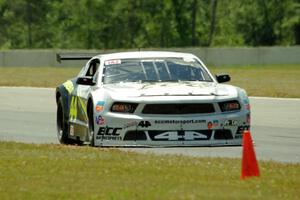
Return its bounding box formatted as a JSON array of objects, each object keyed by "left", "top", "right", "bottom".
[{"left": 103, "top": 57, "right": 213, "bottom": 84}]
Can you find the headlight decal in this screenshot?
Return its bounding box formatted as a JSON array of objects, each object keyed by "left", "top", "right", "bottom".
[
  {"left": 111, "top": 102, "right": 138, "bottom": 113},
  {"left": 219, "top": 100, "right": 241, "bottom": 112}
]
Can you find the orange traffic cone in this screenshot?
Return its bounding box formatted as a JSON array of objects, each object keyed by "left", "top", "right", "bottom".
[{"left": 241, "top": 130, "right": 260, "bottom": 179}]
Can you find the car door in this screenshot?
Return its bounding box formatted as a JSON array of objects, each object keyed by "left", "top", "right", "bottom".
[{"left": 70, "top": 58, "right": 100, "bottom": 140}]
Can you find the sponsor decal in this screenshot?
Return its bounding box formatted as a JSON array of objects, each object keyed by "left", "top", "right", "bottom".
[
  {"left": 95, "top": 101, "right": 105, "bottom": 112},
  {"left": 153, "top": 131, "right": 208, "bottom": 141},
  {"left": 95, "top": 116, "right": 105, "bottom": 125},
  {"left": 138, "top": 121, "right": 152, "bottom": 128},
  {"left": 96, "top": 127, "right": 122, "bottom": 140},
  {"left": 70, "top": 125, "right": 74, "bottom": 136},
  {"left": 236, "top": 125, "right": 250, "bottom": 135},
  {"left": 105, "top": 59, "right": 121, "bottom": 65},
  {"left": 224, "top": 120, "right": 238, "bottom": 126},
  {"left": 124, "top": 121, "right": 138, "bottom": 128},
  {"left": 154, "top": 119, "right": 206, "bottom": 125},
  {"left": 207, "top": 121, "right": 213, "bottom": 129},
  {"left": 213, "top": 120, "right": 219, "bottom": 127}
]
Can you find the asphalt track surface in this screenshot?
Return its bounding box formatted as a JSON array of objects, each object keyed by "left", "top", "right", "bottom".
[{"left": 0, "top": 87, "right": 299, "bottom": 163}]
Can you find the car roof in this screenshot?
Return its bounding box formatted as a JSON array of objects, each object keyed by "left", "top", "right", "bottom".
[{"left": 94, "top": 51, "right": 198, "bottom": 60}]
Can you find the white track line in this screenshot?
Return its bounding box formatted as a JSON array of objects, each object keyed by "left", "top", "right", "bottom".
[
  {"left": 250, "top": 96, "right": 300, "bottom": 101},
  {"left": 0, "top": 86, "right": 54, "bottom": 90}
]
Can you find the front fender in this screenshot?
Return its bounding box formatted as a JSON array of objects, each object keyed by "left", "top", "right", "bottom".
[{"left": 56, "top": 84, "right": 71, "bottom": 123}]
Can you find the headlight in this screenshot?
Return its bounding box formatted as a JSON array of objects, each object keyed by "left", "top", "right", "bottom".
[
  {"left": 111, "top": 102, "right": 138, "bottom": 113},
  {"left": 238, "top": 89, "right": 250, "bottom": 111},
  {"left": 219, "top": 100, "right": 241, "bottom": 112}
]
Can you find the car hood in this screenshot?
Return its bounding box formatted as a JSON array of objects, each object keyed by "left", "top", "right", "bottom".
[{"left": 102, "top": 82, "right": 238, "bottom": 98}]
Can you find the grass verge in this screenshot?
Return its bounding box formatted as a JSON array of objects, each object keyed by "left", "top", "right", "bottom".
[
  {"left": 0, "top": 64, "right": 300, "bottom": 97},
  {"left": 210, "top": 64, "right": 300, "bottom": 98},
  {"left": 0, "top": 67, "right": 79, "bottom": 88},
  {"left": 0, "top": 142, "right": 299, "bottom": 200}
]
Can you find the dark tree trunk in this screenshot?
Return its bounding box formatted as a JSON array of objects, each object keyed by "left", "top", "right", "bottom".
[
  {"left": 86, "top": 0, "right": 92, "bottom": 49},
  {"left": 208, "top": 0, "right": 217, "bottom": 46},
  {"left": 191, "top": 0, "right": 197, "bottom": 46},
  {"left": 295, "top": 23, "right": 300, "bottom": 45},
  {"left": 26, "top": 0, "right": 32, "bottom": 48}
]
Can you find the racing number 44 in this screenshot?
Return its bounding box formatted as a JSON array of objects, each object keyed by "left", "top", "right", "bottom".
[{"left": 138, "top": 121, "right": 151, "bottom": 128}]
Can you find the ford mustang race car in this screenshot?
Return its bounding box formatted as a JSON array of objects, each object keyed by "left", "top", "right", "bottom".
[{"left": 56, "top": 51, "right": 250, "bottom": 147}]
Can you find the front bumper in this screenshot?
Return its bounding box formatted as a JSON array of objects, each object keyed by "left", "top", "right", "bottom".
[{"left": 93, "top": 111, "right": 250, "bottom": 147}]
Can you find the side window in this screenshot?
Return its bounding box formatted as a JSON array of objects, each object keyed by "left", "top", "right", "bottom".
[{"left": 85, "top": 59, "right": 100, "bottom": 77}]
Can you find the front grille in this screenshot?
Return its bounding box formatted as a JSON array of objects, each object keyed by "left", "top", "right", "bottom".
[
  {"left": 142, "top": 103, "right": 215, "bottom": 114},
  {"left": 123, "top": 131, "right": 147, "bottom": 141}
]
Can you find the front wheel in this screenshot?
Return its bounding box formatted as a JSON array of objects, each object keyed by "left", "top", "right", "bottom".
[{"left": 57, "top": 97, "right": 73, "bottom": 144}]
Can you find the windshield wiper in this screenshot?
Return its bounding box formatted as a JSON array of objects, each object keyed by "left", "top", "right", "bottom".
[
  {"left": 141, "top": 79, "right": 182, "bottom": 83},
  {"left": 161, "top": 80, "right": 180, "bottom": 82}
]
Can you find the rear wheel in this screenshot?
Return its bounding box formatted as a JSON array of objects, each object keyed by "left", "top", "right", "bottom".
[
  {"left": 57, "top": 97, "right": 73, "bottom": 144},
  {"left": 88, "top": 102, "right": 95, "bottom": 146}
]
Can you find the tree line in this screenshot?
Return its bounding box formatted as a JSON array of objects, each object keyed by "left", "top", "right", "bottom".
[{"left": 0, "top": 0, "right": 299, "bottom": 49}]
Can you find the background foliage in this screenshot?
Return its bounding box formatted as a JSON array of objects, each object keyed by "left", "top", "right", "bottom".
[{"left": 0, "top": 0, "right": 299, "bottom": 49}]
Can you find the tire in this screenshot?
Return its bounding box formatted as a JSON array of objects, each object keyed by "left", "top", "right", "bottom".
[
  {"left": 57, "top": 97, "right": 73, "bottom": 144},
  {"left": 88, "top": 102, "right": 95, "bottom": 147}
]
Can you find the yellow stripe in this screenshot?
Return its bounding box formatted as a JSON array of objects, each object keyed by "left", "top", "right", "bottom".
[
  {"left": 63, "top": 80, "right": 74, "bottom": 94},
  {"left": 69, "top": 96, "right": 77, "bottom": 120},
  {"left": 78, "top": 97, "right": 88, "bottom": 121}
]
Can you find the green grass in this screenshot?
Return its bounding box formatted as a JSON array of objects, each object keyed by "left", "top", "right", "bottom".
[
  {"left": 0, "top": 142, "right": 299, "bottom": 200},
  {"left": 0, "top": 67, "right": 79, "bottom": 88},
  {"left": 1, "top": 65, "right": 300, "bottom": 97},
  {"left": 210, "top": 64, "right": 300, "bottom": 98}
]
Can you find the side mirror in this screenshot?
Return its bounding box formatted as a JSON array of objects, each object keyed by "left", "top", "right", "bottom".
[
  {"left": 216, "top": 74, "right": 231, "bottom": 83},
  {"left": 76, "top": 77, "right": 96, "bottom": 86}
]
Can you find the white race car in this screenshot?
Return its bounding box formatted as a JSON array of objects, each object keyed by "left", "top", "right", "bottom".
[{"left": 56, "top": 51, "right": 250, "bottom": 147}]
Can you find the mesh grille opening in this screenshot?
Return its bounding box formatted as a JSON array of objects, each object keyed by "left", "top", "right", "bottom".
[
  {"left": 142, "top": 103, "right": 215, "bottom": 114},
  {"left": 124, "top": 131, "right": 147, "bottom": 141},
  {"left": 214, "top": 130, "right": 233, "bottom": 140}
]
